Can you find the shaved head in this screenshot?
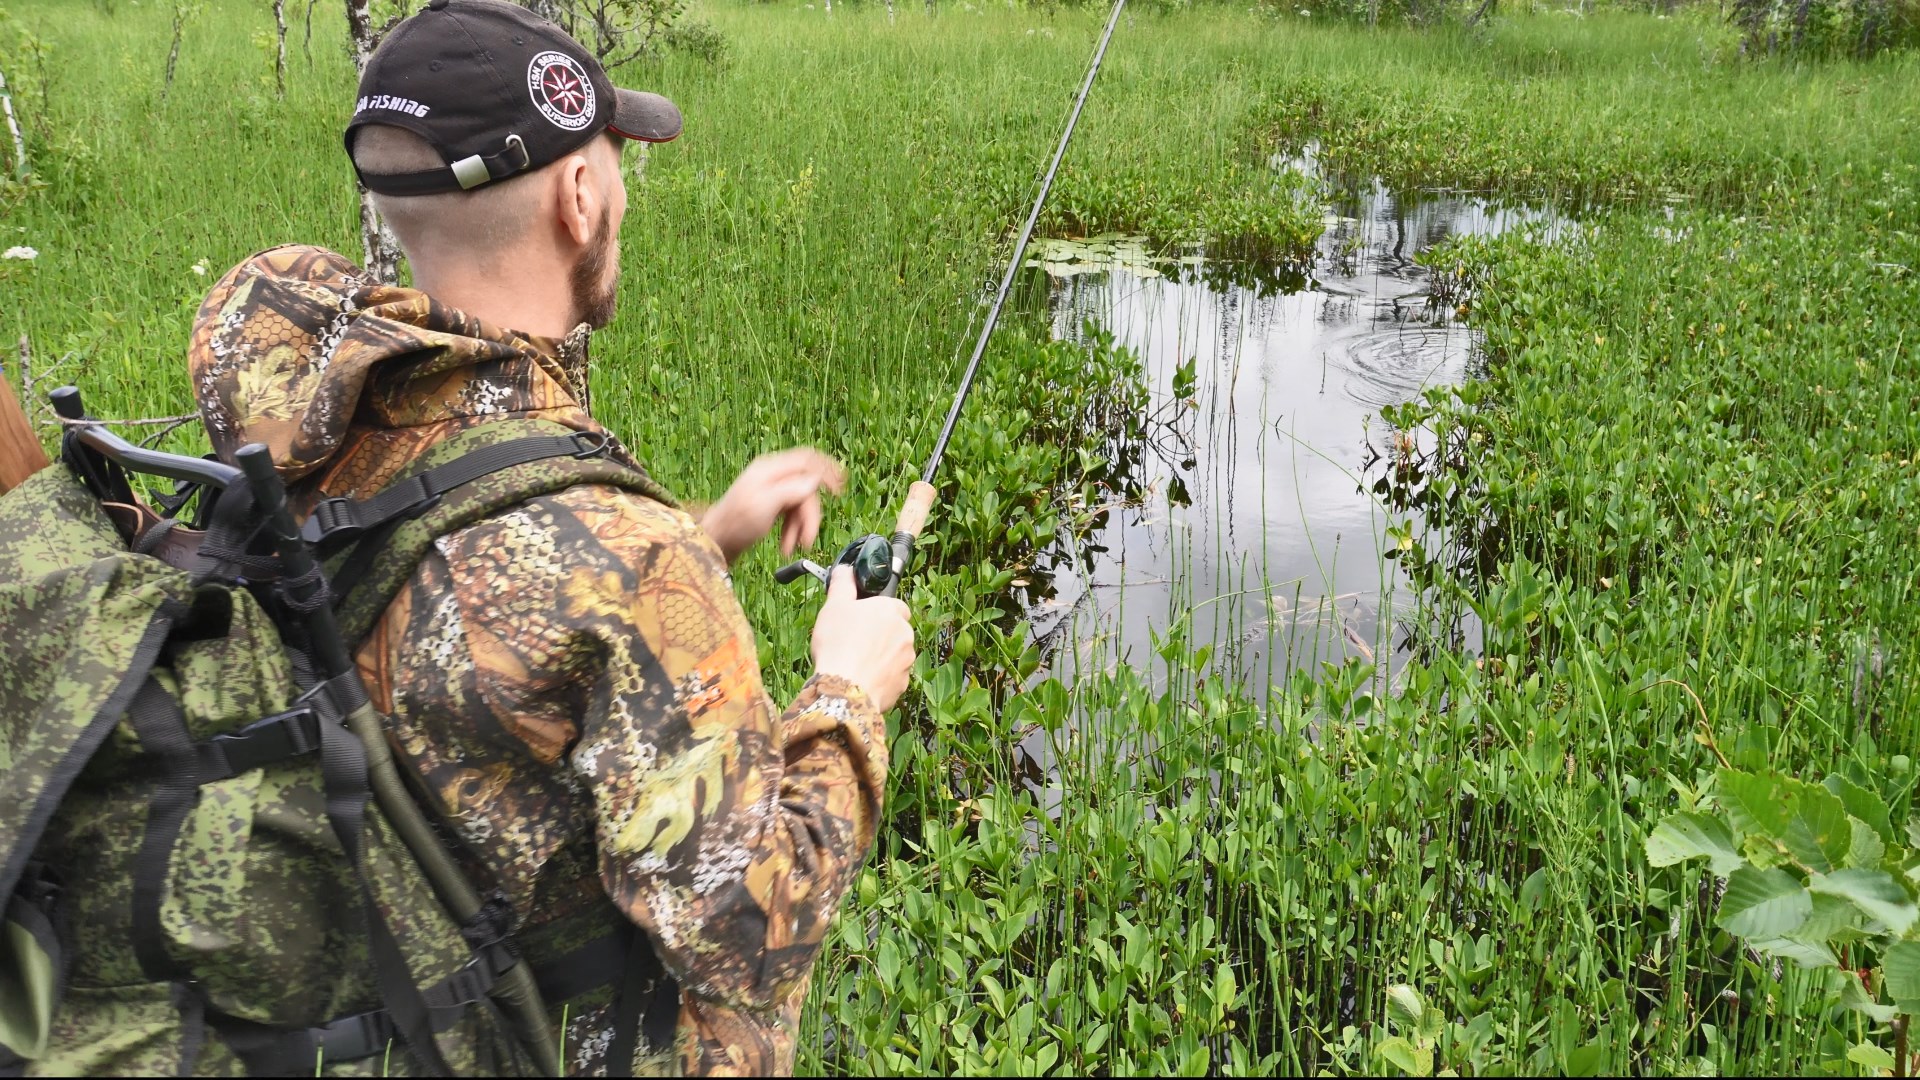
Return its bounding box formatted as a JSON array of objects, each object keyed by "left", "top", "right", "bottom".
[
  {"left": 349, "top": 124, "right": 628, "bottom": 334},
  {"left": 351, "top": 125, "right": 545, "bottom": 263}
]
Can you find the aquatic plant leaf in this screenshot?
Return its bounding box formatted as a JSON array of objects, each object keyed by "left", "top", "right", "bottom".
[
  {"left": 1750, "top": 936, "right": 1838, "bottom": 969},
  {"left": 1839, "top": 971, "right": 1899, "bottom": 1023},
  {"left": 1782, "top": 785, "right": 1855, "bottom": 874},
  {"left": 1810, "top": 870, "right": 1918, "bottom": 936},
  {"left": 1825, "top": 774, "right": 1895, "bottom": 844},
  {"left": 1717, "top": 768, "right": 1787, "bottom": 839},
  {"left": 1385, "top": 984, "right": 1424, "bottom": 1030},
  {"left": 1645, "top": 812, "right": 1743, "bottom": 876},
  {"left": 1717, "top": 769, "right": 1850, "bottom": 872},
  {"left": 1795, "top": 893, "right": 1861, "bottom": 943},
  {"left": 1717, "top": 866, "right": 1811, "bottom": 939},
  {"left": 1847, "top": 1043, "right": 1897, "bottom": 1070},
  {"left": 1883, "top": 941, "right": 1920, "bottom": 1014},
  {"left": 1376, "top": 1036, "right": 1432, "bottom": 1077},
  {"left": 1847, "top": 818, "right": 1886, "bottom": 871}
]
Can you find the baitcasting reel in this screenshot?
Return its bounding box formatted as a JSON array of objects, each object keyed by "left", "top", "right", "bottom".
[{"left": 774, "top": 532, "right": 904, "bottom": 599}]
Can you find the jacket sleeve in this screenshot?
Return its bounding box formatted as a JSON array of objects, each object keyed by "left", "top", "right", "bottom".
[{"left": 549, "top": 486, "right": 891, "bottom": 1073}]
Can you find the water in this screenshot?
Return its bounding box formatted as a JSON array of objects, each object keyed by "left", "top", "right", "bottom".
[{"left": 1028, "top": 179, "right": 1565, "bottom": 694}]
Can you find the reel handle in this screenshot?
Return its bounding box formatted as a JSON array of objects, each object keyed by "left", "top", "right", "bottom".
[{"left": 772, "top": 481, "right": 940, "bottom": 598}]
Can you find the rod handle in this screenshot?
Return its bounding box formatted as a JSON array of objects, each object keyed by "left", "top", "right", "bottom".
[{"left": 894, "top": 480, "right": 938, "bottom": 539}]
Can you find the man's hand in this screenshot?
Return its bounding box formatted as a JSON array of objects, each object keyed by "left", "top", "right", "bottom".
[
  {"left": 812, "top": 566, "right": 916, "bottom": 712},
  {"left": 698, "top": 448, "right": 846, "bottom": 566}
]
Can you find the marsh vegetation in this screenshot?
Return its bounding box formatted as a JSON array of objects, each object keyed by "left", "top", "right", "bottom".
[{"left": 3, "top": 0, "right": 1919, "bottom": 1073}]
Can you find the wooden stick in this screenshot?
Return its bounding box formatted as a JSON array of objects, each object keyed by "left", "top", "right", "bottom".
[{"left": 0, "top": 338, "right": 50, "bottom": 495}]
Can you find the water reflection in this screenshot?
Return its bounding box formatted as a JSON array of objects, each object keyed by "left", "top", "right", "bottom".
[{"left": 1030, "top": 181, "right": 1565, "bottom": 693}]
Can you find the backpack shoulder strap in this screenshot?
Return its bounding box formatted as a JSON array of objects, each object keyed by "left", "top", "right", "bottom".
[
  {"left": 320, "top": 420, "right": 677, "bottom": 649},
  {"left": 307, "top": 419, "right": 685, "bottom": 1064}
]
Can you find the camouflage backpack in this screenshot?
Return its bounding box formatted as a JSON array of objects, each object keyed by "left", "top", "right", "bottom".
[{"left": 0, "top": 394, "right": 680, "bottom": 1077}]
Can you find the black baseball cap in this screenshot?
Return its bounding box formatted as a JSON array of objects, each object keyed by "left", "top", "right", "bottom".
[{"left": 346, "top": 0, "right": 681, "bottom": 196}]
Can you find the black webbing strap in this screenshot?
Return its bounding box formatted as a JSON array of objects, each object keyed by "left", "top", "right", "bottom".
[
  {"left": 124, "top": 677, "right": 218, "bottom": 1074},
  {"left": 309, "top": 671, "right": 455, "bottom": 1078},
  {"left": 528, "top": 931, "right": 632, "bottom": 1004},
  {"left": 191, "top": 678, "right": 347, "bottom": 784},
  {"left": 126, "top": 677, "right": 201, "bottom": 984},
  {"left": 353, "top": 133, "right": 533, "bottom": 197},
  {"left": 300, "top": 431, "right": 611, "bottom": 552},
  {"left": 190, "top": 481, "right": 280, "bottom": 588},
  {"left": 124, "top": 669, "right": 455, "bottom": 1073},
  {"left": 608, "top": 926, "right": 680, "bottom": 1077},
  {"left": 213, "top": 935, "right": 521, "bottom": 1074}
]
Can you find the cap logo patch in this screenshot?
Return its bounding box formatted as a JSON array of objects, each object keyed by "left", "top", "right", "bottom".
[{"left": 527, "top": 51, "right": 594, "bottom": 131}]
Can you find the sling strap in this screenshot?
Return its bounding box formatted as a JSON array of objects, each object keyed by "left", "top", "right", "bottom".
[{"left": 301, "top": 430, "right": 611, "bottom": 551}]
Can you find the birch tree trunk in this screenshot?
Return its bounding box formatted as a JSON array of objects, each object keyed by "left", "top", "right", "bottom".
[
  {"left": 345, "top": 0, "right": 403, "bottom": 283},
  {"left": 162, "top": 4, "right": 187, "bottom": 101},
  {"left": 0, "top": 67, "right": 26, "bottom": 178},
  {"left": 272, "top": 0, "right": 287, "bottom": 97}
]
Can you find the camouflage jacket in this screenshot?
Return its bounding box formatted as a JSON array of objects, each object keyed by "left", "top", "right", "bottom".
[{"left": 187, "top": 246, "right": 888, "bottom": 1076}]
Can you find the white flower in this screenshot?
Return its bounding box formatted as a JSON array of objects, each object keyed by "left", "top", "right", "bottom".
[
  {"left": 2, "top": 246, "right": 36, "bottom": 261},
  {"left": 191, "top": 259, "right": 209, "bottom": 276}
]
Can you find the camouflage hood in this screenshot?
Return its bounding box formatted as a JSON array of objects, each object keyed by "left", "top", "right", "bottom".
[{"left": 189, "top": 245, "right": 611, "bottom": 488}]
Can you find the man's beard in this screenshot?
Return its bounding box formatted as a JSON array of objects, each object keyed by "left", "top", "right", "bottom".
[{"left": 569, "top": 202, "right": 619, "bottom": 331}]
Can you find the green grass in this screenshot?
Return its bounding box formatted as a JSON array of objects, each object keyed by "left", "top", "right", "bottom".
[{"left": 5, "top": 0, "right": 1920, "bottom": 1075}]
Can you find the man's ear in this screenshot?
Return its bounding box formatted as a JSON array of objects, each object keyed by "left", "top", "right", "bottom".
[{"left": 553, "top": 152, "right": 600, "bottom": 250}]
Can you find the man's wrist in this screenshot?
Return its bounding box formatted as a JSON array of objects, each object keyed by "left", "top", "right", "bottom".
[{"left": 807, "top": 671, "right": 878, "bottom": 714}]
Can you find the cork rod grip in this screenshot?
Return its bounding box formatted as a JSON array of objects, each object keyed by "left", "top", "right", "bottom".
[{"left": 894, "top": 480, "right": 938, "bottom": 538}]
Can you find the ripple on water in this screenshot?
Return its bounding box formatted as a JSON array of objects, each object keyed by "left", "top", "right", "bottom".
[{"left": 1024, "top": 177, "right": 1569, "bottom": 699}]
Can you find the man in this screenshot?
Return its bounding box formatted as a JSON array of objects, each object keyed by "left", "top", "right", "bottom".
[{"left": 187, "top": 0, "right": 914, "bottom": 1074}]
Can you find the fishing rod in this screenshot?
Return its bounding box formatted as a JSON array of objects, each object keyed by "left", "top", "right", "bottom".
[{"left": 776, "top": 0, "right": 1129, "bottom": 598}]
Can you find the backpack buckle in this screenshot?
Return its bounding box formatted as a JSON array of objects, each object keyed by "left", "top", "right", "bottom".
[
  {"left": 570, "top": 430, "right": 611, "bottom": 459},
  {"left": 196, "top": 705, "right": 322, "bottom": 782},
  {"left": 301, "top": 496, "right": 365, "bottom": 546}
]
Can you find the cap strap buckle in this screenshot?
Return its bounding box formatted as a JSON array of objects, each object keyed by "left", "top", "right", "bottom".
[{"left": 449, "top": 134, "right": 530, "bottom": 191}]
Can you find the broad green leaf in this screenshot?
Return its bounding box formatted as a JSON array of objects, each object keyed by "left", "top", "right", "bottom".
[
  {"left": 1751, "top": 936, "right": 1838, "bottom": 969},
  {"left": 1564, "top": 1041, "right": 1607, "bottom": 1077},
  {"left": 1848, "top": 817, "right": 1887, "bottom": 870},
  {"left": 1826, "top": 774, "right": 1895, "bottom": 844},
  {"left": 1781, "top": 781, "right": 1852, "bottom": 872},
  {"left": 1848, "top": 1042, "right": 1897, "bottom": 1070},
  {"left": 1882, "top": 940, "right": 1920, "bottom": 1011},
  {"left": 1795, "top": 892, "right": 1861, "bottom": 943},
  {"left": 1376, "top": 1036, "right": 1432, "bottom": 1077},
  {"left": 1741, "top": 832, "right": 1785, "bottom": 870},
  {"left": 1717, "top": 768, "right": 1788, "bottom": 840},
  {"left": 1646, "top": 813, "right": 1744, "bottom": 876},
  {"left": 1214, "top": 963, "right": 1237, "bottom": 1014},
  {"left": 1718, "top": 769, "right": 1852, "bottom": 872},
  {"left": 1810, "top": 869, "right": 1917, "bottom": 935},
  {"left": 1717, "top": 866, "right": 1812, "bottom": 939},
  {"left": 1385, "top": 984, "right": 1424, "bottom": 1030},
  {"left": 1839, "top": 971, "right": 1898, "bottom": 1023}
]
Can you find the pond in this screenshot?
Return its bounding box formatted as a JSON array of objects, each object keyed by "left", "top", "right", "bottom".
[{"left": 1026, "top": 176, "right": 1566, "bottom": 695}]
